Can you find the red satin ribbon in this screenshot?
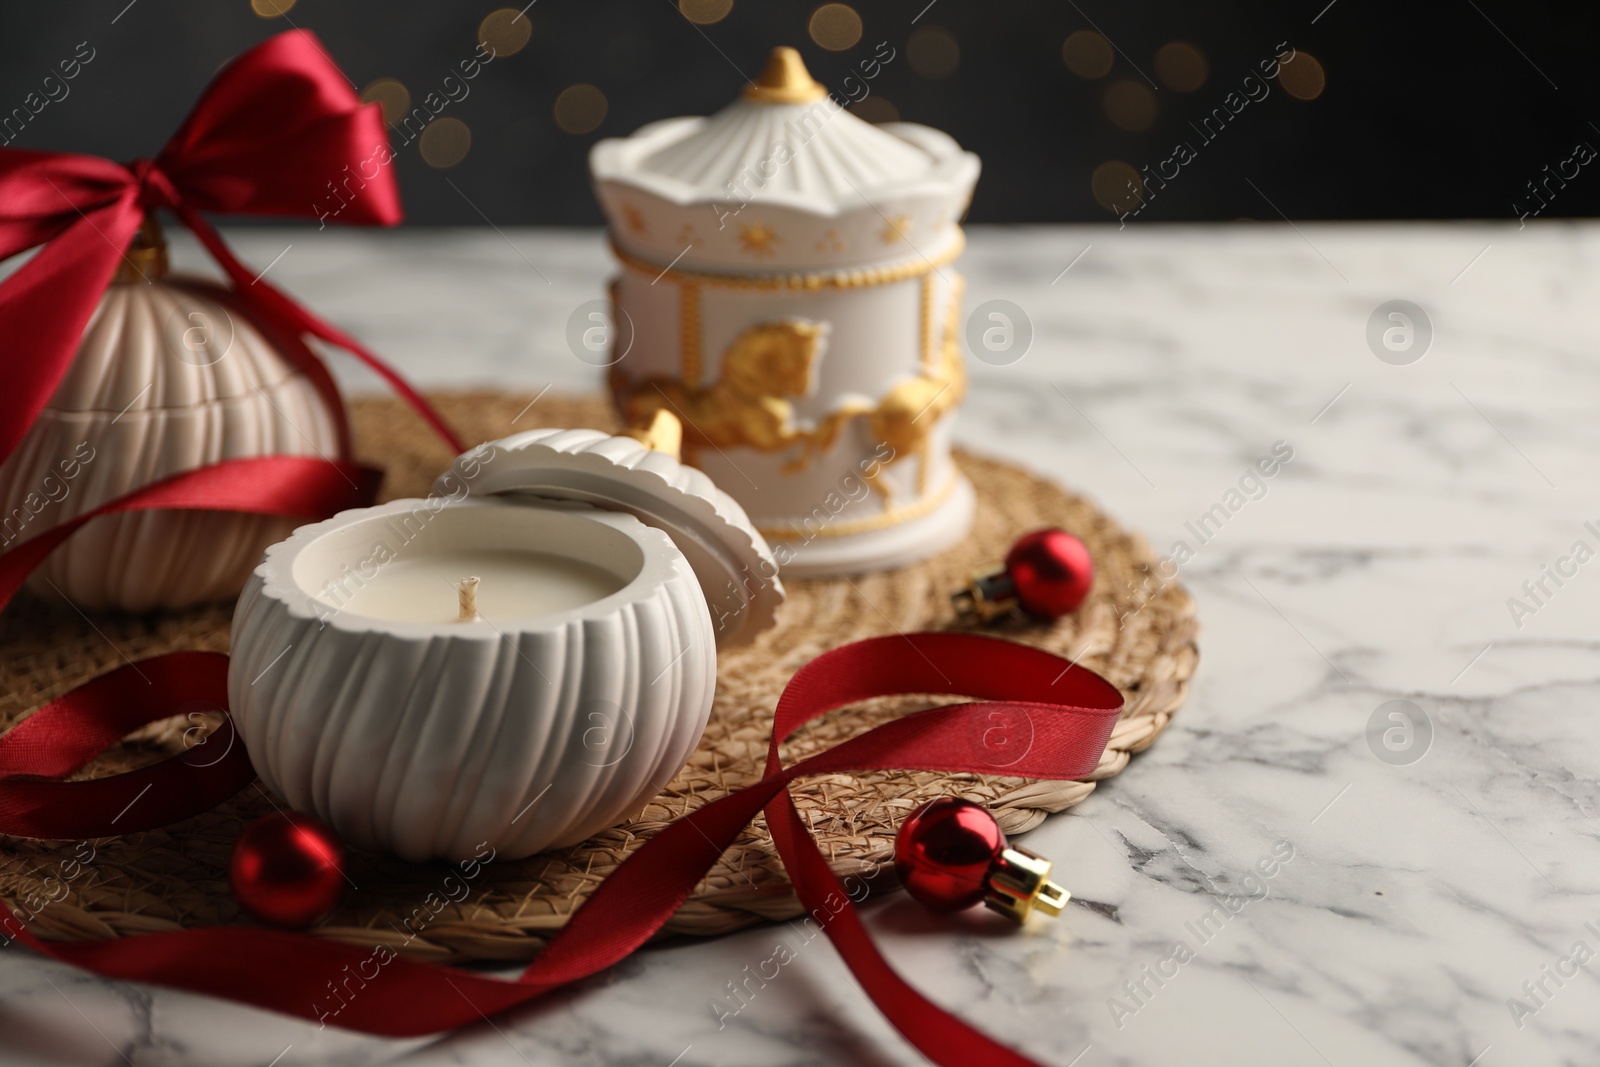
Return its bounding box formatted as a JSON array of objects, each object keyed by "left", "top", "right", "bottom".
[
  {"left": 0, "top": 456, "right": 381, "bottom": 611},
  {"left": 0, "top": 632, "right": 1123, "bottom": 1066},
  {"left": 0, "top": 452, "right": 375, "bottom": 833},
  {"left": 0, "top": 30, "right": 462, "bottom": 611}
]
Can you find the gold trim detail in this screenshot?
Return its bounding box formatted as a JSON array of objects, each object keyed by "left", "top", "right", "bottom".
[
  {"left": 736, "top": 221, "right": 781, "bottom": 257},
  {"left": 679, "top": 282, "right": 702, "bottom": 386},
  {"left": 609, "top": 229, "right": 966, "bottom": 292},
  {"left": 743, "top": 46, "right": 828, "bottom": 105},
  {"left": 921, "top": 274, "right": 964, "bottom": 494},
  {"left": 815, "top": 229, "right": 845, "bottom": 254},
  {"left": 756, "top": 475, "right": 958, "bottom": 541},
  {"left": 113, "top": 214, "right": 168, "bottom": 285},
  {"left": 878, "top": 214, "right": 911, "bottom": 245}
]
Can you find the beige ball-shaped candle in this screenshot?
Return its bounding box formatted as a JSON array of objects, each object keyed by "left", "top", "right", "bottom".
[{"left": 0, "top": 218, "right": 345, "bottom": 612}]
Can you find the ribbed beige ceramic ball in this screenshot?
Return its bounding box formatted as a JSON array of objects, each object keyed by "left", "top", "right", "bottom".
[{"left": 0, "top": 224, "right": 344, "bottom": 612}]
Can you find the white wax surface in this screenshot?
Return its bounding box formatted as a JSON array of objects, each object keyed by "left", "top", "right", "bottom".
[{"left": 324, "top": 550, "right": 625, "bottom": 624}]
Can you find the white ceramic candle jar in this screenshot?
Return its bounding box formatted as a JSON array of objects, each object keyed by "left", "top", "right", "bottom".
[
  {"left": 591, "top": 47, "right": 981, "bottom": 577},
  {"left": 228, "top": 425, "right": 783, "bottom": 862}
]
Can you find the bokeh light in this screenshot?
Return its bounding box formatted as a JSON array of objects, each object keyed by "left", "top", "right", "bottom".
[
  {"left": 419, "top": 117, "right": 472, "bottom": 169},
  {"left": 1154, "top": 41, "right": 1208, "bottom": 92},
  {"left": 250, "top": 0, "right": 295, "bottom": 15},
  {"left": 1279, "top": 52, "right": 1326, "bottom": 100},
  {"left": 809, "top": 4, "right": 863, "bottom": 52},
  {"left": 1062, "top": 30, "right": 1114, "bottom": 79},
  {"left": 554, "top": 83, "right": 609, "bottom": 134},
  {"left": 478, "top": 8, "right": 533, "bottom": 58},
  {"left": 851, "top": 96, "right": 899, "bottom": 124},
  {"left": 359, "top": 78, "right": 410, "bottom": 127},
  {"left": 1103, "top": 79, "right": 1157, "bottom": 131},
  {"left": 1091, "top": 160, "right": 1143, "bottom": 214},
  {"left": 908, "top": 26, "right": 960, "bottom": 79},
  {"left": 678, "top": 0, "right": 733, "bottom": 24}
]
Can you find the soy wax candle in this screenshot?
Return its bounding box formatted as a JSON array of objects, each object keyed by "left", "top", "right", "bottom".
[
  {"left": 331, "top": 550, "right": 623, "bottom": 625},
  {"left": 228, "top": 422, "right": 783, "bottom": 863}
]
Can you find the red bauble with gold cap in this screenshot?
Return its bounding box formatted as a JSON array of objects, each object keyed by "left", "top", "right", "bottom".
[
  {"left": 1006, "top": 528, "right": 1094, "bottom": 618},
  {"left": 893, "top": 798, "right": 1070, "bottom": 923},
  {"left": 953, "top": 527, "right": 1094, "bottom": 622}
]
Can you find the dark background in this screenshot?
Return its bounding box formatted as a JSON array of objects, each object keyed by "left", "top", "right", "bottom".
[{"left": 3, "top": 1, "right": 1596, "bottom": 225}]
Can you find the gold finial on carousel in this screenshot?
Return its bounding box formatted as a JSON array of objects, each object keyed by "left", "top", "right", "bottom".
[
  {"left": 743, "top": 46, "right": 828, "bottom": 105},
  {"left": 113, "top": 213, "right": 169, "bottom": 285},
  {"left": 624, "top": 409, "right": 684, "bottom": 460}
]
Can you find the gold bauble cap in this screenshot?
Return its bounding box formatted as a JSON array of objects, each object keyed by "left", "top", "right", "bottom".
[
  {"left": 743, "top": 46, "right": 827, "bottom": 105},
  {"left": 113, "top": 214, "right": 169, "bottom": 285}
]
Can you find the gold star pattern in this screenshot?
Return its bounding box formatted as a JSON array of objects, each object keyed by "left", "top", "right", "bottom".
[
  {"left": 815, "top": 229, "right": 845, "bottom": 253},
  {"left": 675, "top": 222, "right": 701, "bottom": 247},
  {"left": 737, "top": 220, "right": 781, "bottom": 257},
  {"left": 878, "top": 214, "right": 912, "bottom": 244},
  {"left": 621, "top": 203, "right": 648, "bottom": 235}
]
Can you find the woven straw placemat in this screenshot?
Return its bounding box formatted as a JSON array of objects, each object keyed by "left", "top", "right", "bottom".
[{"left": 0, "top": 392, "right": 1197, "bottom": 962}]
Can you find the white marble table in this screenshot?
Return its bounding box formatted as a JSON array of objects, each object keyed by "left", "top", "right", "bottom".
[{"left": 4, "top": 223, "right": 1598, "bottom": 1067}]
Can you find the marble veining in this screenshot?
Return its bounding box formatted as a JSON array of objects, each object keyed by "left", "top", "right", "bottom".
[{"left": 2, "top": 222, "right": 1598, "bottom": 1066}]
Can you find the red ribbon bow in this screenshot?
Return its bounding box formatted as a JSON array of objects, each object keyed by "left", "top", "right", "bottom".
[
  {"left": 0, "top": 29, "right": 461, "bottom": 595},
  {"left": 0, "top": 633, "right": 1124, "bottom": 1067}
]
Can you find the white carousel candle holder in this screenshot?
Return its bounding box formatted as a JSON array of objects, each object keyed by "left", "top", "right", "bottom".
[
  {"left": 227, "top": 415, "right": 782, "bottom": 863},
  {"left": 590, "top": 47, "right": 981, "bottom": 577}
]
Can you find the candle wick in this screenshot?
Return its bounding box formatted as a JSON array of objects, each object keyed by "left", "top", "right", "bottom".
[{"left": 457, "top": 576, "right": 481, "bottom": 622}]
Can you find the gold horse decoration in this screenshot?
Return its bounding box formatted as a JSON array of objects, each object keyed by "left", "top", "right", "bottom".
[
  {"left": 804, "top": 286, "right": 967, "bottom": 500},
  {"left": 613, "top": 319, "right": 828, "bottom": 468},
  {"left": 614, "top": 299, "right": 966, "bottom": 499}
]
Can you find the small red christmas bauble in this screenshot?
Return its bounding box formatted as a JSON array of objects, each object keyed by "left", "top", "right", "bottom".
[
  {"left": 1005, "top": 528, "right": 1093, "bottom": 619},
  {"left": 893, "top": 797, "right": 1005, "bottom": 911},
  {"left": 229, "top": 811, "right": 345, "bottom": 929}
]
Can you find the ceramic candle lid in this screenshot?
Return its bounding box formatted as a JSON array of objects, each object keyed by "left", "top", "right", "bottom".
[
  {"left": 590, "top": 46, "right": 980, "bottom": 272},
  {"left": 434, "top": 427, "right": 784, "bottom": 647}
]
